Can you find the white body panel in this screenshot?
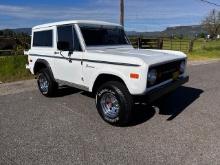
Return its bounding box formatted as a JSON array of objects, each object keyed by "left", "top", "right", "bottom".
[
  {"left": 26, "top": 20, "right": 187, "bottom": 95},
  {"left": 53, "top": 51, "right": 83, "bottom": 85}
]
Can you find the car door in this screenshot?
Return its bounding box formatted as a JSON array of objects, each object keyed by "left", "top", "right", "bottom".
[{"left": 53, "top": 25, "right": 83, "bottom": 85}]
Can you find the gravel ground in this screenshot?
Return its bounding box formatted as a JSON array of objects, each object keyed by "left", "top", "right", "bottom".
[{"left": 0, "top": 62, "right": 220, "bottom": 165}]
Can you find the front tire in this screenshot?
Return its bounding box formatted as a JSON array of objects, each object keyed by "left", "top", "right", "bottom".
[
  {"left": 37, "top": 68, "right": 58, "bottom": 97},
  {"left": 96, "top": 81, "right": 133, "bottom": 126}
]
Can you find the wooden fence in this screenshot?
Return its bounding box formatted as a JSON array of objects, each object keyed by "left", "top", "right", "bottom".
[
  {"left": 0, "top": 50, "right": 14, "bottom": 56},
  {"left": 162, "top": 38, "right": 192, "bottom": 52},
  {"left": 129, "top": 37, "right": 195, "bottom": 52},
  {"left": 129, "top": 38, "right": 163, "bottom": 49}
]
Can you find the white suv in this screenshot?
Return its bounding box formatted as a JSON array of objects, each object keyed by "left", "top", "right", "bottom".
[{"left": 26, "top": 20, "right": 189, "bottom": 125}]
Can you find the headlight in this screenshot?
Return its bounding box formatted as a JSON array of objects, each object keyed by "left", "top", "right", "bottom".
[
  {"left": 148, "top": 69, "right": 157, "bottom": 85},
  {"left": 180, "top": 61, "right": 186, "bottom": 73}
]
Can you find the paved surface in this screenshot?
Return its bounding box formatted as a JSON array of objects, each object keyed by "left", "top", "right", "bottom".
[{"left": 0, "top": 62, "right": 220, "bottom": 165}]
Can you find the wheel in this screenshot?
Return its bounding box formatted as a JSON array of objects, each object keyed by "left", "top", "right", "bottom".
[
  {"left": 96, "top": 81, "right": 133, "bottom": 126},
  {"left": 37, "top": 68, "right": 58, "bottom": 97}
]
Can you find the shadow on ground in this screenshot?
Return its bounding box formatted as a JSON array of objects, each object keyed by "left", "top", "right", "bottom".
[
  {"left": 129, "top": 86, "right": 204, "bottom": 126},
  {"left": 53, "top": 85, "right": 81, "bottom": 97},
  {"left": 53, "top": 85, "right": 203, "bottom": 126},
  {"left": 156, "top": 86, "right": 204, "bottom": 121}
]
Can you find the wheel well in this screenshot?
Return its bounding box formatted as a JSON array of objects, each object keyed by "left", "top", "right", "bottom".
[
  {"left": 92, "top": 74, "right": 126, "bottom": 93},
  {"left": 34, "top": 62, "right": 47, "bottom": 75}
]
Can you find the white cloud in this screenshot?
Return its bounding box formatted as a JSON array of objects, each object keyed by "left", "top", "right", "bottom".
[
  {"left": 0, "top": 3, "right": 203, "bottom": 21},
  {"left": 0, "top": 5, "right": 24, "bottom": 12},
  {"left": 0, "top": 4, "right": 117, "bottom": 21}
]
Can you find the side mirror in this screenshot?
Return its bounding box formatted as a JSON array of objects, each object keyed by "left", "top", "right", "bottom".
[{"left": 57, "top": 41, "right": 70, "bottom": 51}]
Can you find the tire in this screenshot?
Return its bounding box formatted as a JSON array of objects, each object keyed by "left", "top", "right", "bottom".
[
  {"left": 96, "top": 81, "right": 133, "bottom": 126},
  {"left": 37, "top": 68, "right": 58, "bottom": 97}
]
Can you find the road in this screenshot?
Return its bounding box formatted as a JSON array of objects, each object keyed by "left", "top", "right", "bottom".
[{"left": 0, "top": 61, "right": 220, "bottom": 165}]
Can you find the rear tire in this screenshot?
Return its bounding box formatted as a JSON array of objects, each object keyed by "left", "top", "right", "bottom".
[
  {"left": 96, "top": 81, "right": 133, "bottom": 126},
  {"left": 37, "top": 68, "right": 58, "bottom": 97}
]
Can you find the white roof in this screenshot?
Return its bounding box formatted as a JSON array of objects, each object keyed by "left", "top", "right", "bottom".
[{"left": 33, "top": 20, "right": 122, "bottom": 29}]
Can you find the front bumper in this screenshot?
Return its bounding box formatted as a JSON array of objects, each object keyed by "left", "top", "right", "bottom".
[{"left": 135, "top": 76, "right": 189, "bottom": 103}]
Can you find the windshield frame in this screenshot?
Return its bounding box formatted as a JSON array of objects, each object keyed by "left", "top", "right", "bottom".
[{"left": 78, "top": 23, "right": 131, "bottom": 47}]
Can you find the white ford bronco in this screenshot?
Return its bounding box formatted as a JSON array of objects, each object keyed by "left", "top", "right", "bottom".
[{"left": 26, "top": 20, "right": 189, "bottom": 125}]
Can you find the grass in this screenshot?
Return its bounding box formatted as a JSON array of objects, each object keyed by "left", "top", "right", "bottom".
[
  {"left": 130, "top": 37, "right": 220, "bottom": 60},
  {"left": 188, "top": 39, "right": 220, "bottom": 61},
  {"left": 0, "top": 55, "right": 33, "bottom": 83},
  {"left": 162, "top": 38, "right": 220, "bottom": 61}
]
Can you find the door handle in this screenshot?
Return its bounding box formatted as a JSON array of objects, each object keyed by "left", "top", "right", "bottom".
[{"left": 54, "top": 51, "right": 60, "bottom": 55}]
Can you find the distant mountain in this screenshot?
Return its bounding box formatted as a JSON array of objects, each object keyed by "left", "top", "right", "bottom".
[
  {"left": 127, "top": 25, "right": 206, "bottom": 37},
  {"left": 126, "top": 31, "right": 161, "bottom": 37},
  {"left": 161, "top": 25, "right": 205, "bottom": 37},
  {"left": 4, "top": 25, "right": 206, "bottom": 37},
  {"left": 11, "top": 28, "right": 31, "bottom": 35}
]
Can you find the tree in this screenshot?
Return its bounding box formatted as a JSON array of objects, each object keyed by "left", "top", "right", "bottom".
[
  {"left": 199, "top": 32, "right": 206, "bottom": 38},
  {"left": 120, "top": 0, "right": 124, "bottom": 26},
  {"left": 202, "top": 9, "right": 220, "bottom": 38}
]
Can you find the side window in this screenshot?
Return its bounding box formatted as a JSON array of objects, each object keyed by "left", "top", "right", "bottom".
[
  {"left": 57, "top": 26, "right": 73, "bottom": 50},
  {"left": 33, "top": 30, "right": 53, "bottom": 47},
  {"left": 57, "top": 25, "right": 82, "bottom": 51}
]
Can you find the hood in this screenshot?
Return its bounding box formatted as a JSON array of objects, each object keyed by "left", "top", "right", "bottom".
[{"left": 87, "top": 46, "right": 187, "bottom": 66}]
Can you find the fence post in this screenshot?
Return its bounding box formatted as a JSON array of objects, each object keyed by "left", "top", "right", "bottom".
[
  {"left": 171, "top": 38, "right": 173, "bottom": 50},
  {"left": 188, "top": 39, "right": 194, "bottom": 52},
  {"left": 138, "top": 37, "right": 142, "bottom": 49},
  {"left": 158, "top": 38, "right": 163, "bottom": 49}
]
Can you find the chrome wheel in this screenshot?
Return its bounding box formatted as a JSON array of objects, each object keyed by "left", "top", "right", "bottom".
[
  {"left": 38, "top": 74, "right": 49, "bottom": 93},
  {"left": 100, "top": 92, "right": 120, "bottom": 119}
]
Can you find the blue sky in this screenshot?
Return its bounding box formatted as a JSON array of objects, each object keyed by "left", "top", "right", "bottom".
[{"left": 0, "top": 0, "right": 219, "bottom": 31}]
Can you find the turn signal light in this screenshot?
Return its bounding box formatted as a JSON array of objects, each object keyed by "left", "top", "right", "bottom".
[{"left": 130, "top": 73, "right": 139, "bottom": 79}]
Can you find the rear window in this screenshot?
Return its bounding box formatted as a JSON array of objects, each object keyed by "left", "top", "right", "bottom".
[{"left": 33, "top": 30, "right": 53, "bottom": 47}]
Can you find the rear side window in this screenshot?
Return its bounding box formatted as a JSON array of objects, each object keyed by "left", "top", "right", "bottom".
[
  {"left": 33, "top": 30, "right": 53, "bottom": 47},
  {"left": 57, "top": 25, "right": 82, "bottom": 51}
]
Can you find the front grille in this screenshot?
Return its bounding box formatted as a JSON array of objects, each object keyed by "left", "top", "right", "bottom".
[{"left": 147, "top": 60, "right": 184, "bottom": 87}]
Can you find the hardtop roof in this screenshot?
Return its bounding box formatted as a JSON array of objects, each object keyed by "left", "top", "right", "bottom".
[{"left": 33, "top": 20, "right": 122, "bottom": 30}]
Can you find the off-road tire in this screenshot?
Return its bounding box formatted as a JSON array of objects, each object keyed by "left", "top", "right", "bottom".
[
  {"left": 37, "top": 68, "right": 58, "bottom": 97},
  {"left": 96, "top": 81, "right": 133, "bottom": 126}
]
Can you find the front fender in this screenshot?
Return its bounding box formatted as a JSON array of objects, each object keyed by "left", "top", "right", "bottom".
[{"left": 88, "top": 67, "right": 147, "bottom": 95}]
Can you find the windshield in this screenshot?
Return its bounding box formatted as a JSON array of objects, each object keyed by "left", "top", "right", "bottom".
[{"left": 79, "top": 24, "right": 130, "bottom": 46}]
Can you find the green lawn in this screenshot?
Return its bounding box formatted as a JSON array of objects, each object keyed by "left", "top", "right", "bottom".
[
  {"left": 188, "top": 39, "right": 220, "bottom": 60},
  {"left": 162, "top": 39, "right": 220, "bottom": 60},
  {"left": 0, "top": 55, "right": 33, "bottom": 83},
  {"left": 130, "top": 37, "right": 220, "bottom": 60}
]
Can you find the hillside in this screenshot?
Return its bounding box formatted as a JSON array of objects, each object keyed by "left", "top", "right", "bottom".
[
  {"left": 2, "top": 25, "right": 205, "bottom": 37},
  {"left": 11, "top": 28, "right": 32, "bottom": 35},
  {"left": 127, "top": 25, "right": 206, "bottom": 37}
]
